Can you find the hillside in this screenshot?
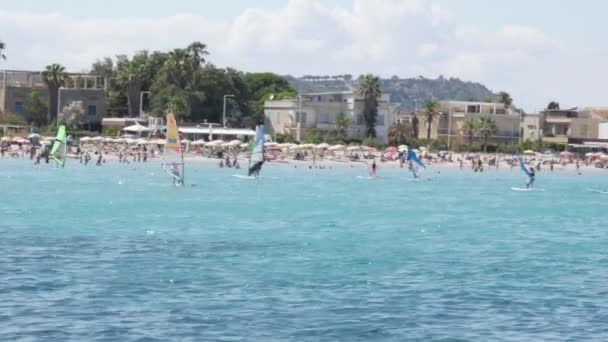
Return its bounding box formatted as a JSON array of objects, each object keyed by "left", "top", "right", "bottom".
[{"left": 284, "top": 75, "right": 495, "bottom": 110}]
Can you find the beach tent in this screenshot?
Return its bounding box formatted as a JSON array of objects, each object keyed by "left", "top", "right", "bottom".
[{"left": 123, "top": 123, "right": 150, "bottom": 133}]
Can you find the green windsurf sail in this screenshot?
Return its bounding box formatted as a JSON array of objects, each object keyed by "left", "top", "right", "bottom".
[{"left": 50, "top": 125, "right": 67, "bottom": 168}]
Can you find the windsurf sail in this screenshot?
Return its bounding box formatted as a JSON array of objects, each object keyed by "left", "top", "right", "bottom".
[
  {"left": 164, "top": 113, "right": 184, "bottom": 185},
  {"left": 248, "top": 124, "right": 265, "bottom": 177},
  {"left": 408, "top": 148, "right": 426, "bottom": 178},
  {"left": 519, "top": 157, "right": 532, "bottom": 178},
  {"left": 50, "top": 125, "right": 67, "bottom": 168}
]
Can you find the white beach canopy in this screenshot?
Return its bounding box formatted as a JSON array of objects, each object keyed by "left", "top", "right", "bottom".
[{"left": 123, "top": 123, "right": 150, "bottom": 133}]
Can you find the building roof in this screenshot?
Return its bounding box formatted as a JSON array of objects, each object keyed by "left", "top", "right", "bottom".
[{"left": 179, "top": 127, "right": 255, "bottom": 136}]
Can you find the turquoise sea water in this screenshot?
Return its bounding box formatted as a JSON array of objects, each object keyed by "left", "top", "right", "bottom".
[{"left": 1, "top": 159, "right": 608, "bottom": 341}]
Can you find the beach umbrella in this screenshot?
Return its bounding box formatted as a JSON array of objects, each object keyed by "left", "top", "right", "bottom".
[
  {"left": 136, "top": 138, "right": 148, "bottom": 145},
  {"left": 398, "top": 145, "right": 409, "bottom": 152},
  {"left": 103, "top": 137, "right": 115, "bottom": 143},
  {"left": 151, "top": 139, "right": 166, "bottom": 145},
  {"left": 122, "top": 123, "right": 150, "bottom": 133},
  {"left": 206, "top": 139, "right": 224, "bottom": 147},
  {"left": 419, "top": 146, "right": 428, "bottom": 151},
  {"left": 346, "top": 146, "right": 361, "bottom": 151},
  {"left": 90, "top": 136, "right": 104, "bottom": 142},
  {"left": 289, "top": 144, "right": 303, "bottom": 150},
  {"left": 328, "top": 144, "right": 345, "bottom": 151},
  {"left": 125, "top": 138, "right": 137, "bottom": 144},
  {"left": 361, "top": 145, "right": 376, "bottom": 152},
  {"left": 523, "top": 150, "right": 535, "bottom": 155},
  {"left": 300, "top": 144, "right": 316, "bottom": 149},
  {"left": 316, "top": 143, "right": 330, "bottom": 149},
  {"left": 181, "top": 139, "right": 191, "bottom": 144},
  {"left": 264, "top": 142, "right": 279, "bottom": 147},
  {"left": 585, "top": 152, "right": 595, "bottom": 157},
  {"left": 559, "top": 151, "right": 573, "bottom": 157},
  {"left": 240, "top": 143, "right": 250, "bottom": 149},
  {"left": 221, "top": 142, "right": 232, "bottom": 148},
  {"left": 27, "top": 133, "right": 40, "bottom": 139},
  {"left": 229, "top": 139, "right": 242, "bottom": 147},
  {"left": 113, "top": 138, "right": 126, "bottom": 143},
  {"left": 385, "top": 146, "right": 398, "bottom": 153},
  {"left": 191, "top": 140, "right": 206, "bottom": 146},
  {"left": 1, "top": 136, "right": 11, "bottom": 142},
  {"left": 80, "top": 136, "right": 92, "bottom": 142}
]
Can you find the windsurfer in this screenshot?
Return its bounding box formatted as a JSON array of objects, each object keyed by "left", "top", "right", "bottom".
[
  {"left": 526, "top": 167, "right": 535, "bottom": 189},
  {"left": 170, "top": 163, "right": 182, "bottom": 186}
]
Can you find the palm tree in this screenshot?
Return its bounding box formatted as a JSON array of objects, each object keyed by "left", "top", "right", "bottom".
[
  {"left": 335, "top": 113, "right": 352, "bottom": 140},
  {"left": 461, "top": 117, "right": 479, "bottom": 145},
  {"left": 497, "top": 91, "right": 513, "bottom": 107},
  {"left": 42, "top": 63, "right": 67, "bottom": 123},
  {"left": 186, "top": 41, "right": 209, "bottom": 68},
  {"left": 0, "top": 40, "right": 6, "bottom": 61},
  {"left": 116, "top": 56, "right": 148, "bottom": 117},
  {"left": 357, "top": 74, "right": 382, "bottom": 138},
  {"left": 477, "top": 116, "right": 498, "bottom": 152},
  {"left": 165, "top": 48, "right": 192, "bottom": 88},
  {"left": 389, "top": 121, "right": 411, "bottom": 145},
  {"left": 423, "top": 100, "right": 440, "bottom": 139}
]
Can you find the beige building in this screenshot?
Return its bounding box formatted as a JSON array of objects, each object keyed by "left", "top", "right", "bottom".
[
  {"left": 540, "top": 107, "right": 608, "bottom": 143},
  {"left": 264, "top": 91, "right": 392, "bottom": 143},
  {"left": 405, "top": 100, "right": 521, "bottom": 146},
  {"left": 521, "top": 114, "right": 541, "bottom": 141},
  {"left": 0, "top": 70, "right": 106, "bottom": 127}
]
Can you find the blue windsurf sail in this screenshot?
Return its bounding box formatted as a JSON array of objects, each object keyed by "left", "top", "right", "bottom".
[
  {"left": 519, "top": 158, "right": 531, "bottom": 178},
  {"left": 408, "top": 148, "right": 426, "bottom": 178}
]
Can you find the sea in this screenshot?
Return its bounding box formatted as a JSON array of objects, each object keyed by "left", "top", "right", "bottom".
[{"left": 1, "top": 158, "right": 607, "bottom": 341}]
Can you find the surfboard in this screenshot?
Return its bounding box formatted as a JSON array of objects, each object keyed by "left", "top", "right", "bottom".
[
  {"left": 233, "top": 174, "right": 257, "bottom": 180},
  {"left": 511, "top": 187, "right": 545, "bottom": 192},
  {"left": 586, "top": 189, "right": 608, "bottom": 194},
  {"left": 357, "top": 175, "right": 380, "bottom": 180}
]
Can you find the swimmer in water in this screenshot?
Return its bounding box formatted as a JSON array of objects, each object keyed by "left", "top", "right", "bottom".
[{"left": 370, "top": 161, "right": 377, "bottom": 177}]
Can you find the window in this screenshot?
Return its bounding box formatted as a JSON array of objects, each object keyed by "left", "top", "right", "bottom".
[
  {"left": 14, "top": 102, "right": 24, "bottom": 114},
  {"left": 356, "top": 115, "right": 364, "bottom": 125},
  {"left": 87, "top": 105, "right": 97, "bottom": 116},
  {"left": 296, "top": 112, "right": 307, "bottom": 123},
  {"left": 319, "top": 113, "right": 329, "bottom": 124},
  {"left": 467, "top": 105, "right": 480, "bottom": 114}
]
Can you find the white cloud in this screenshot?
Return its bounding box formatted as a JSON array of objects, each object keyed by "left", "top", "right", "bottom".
[{"left": 0, "top": 0, "right": 600, "bottom": 110}]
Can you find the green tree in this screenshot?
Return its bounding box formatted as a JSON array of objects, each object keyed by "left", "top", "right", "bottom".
[
  {"left": 335, "top": 113, "right": 352, "bottom": 140},
  {"left": 23, "top": 90, "right": 48, "bottom": 126},
  {"left": 42, "top": 63, "right": 67, "bottom": 123},
  {"left": 0, "top": 113, "right": 27, "bottom": 125},
  {"left": 243, "top": 72, "right": 296, "bottom": 118},
  {"left": 389, "top": 121, "right": 411, "bottom": 145},
  {"left": 477, "top": 116, "right": 498, "bottom": 152},
  {"left": 166, "top": 95, "right": 190, "bottom": 119},
  {"left": 58, "top": 101, "right": 86, "bottom": 129},
  {"left": 422, "top": 100, "right": 440, "bottom": 139},
  {"left": 357, "top": 74, "right": 382, "bottom": 138},
  {"left": 0, "top": 40, "right": 6, "bottom": 61},
  {"left": 497, "top": 91, "right": 513, "bottom": 107},
  {"left": 186, "top": 41, "right": 209, "bottom": 68},
  {"left": 461, "top": 117, "right": 479, "bottom": 145},
  {"left": 116, "top": 53, "right": 149, "bottom": 117},
  {"left": 547, "top": 101, "right": 560, "bottom": 110}
]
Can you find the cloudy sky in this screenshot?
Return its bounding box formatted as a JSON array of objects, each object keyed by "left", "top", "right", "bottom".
[{"left": 1, "top": 0, "right": 606, "bottom": 111}]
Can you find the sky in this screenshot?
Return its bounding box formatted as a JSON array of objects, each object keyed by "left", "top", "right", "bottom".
[{"left": 1, "top": 0, "right": 607, "bottom": 111}]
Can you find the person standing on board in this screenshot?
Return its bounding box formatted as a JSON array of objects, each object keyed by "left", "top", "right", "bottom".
[{"left": 526, "top": 166, "right": 536, "bottom": 189}]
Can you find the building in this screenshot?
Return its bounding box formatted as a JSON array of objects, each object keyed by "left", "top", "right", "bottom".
[
  {"left": 0, "top": 70, "right": 106, "bottom": 127},
  {"left": 540, "top": 107, "right": 608, "bottom": 143},
  {"left": 264, "top": 91, "right": 392, "bottom": 143},
  {"left": 521, "top": 114, "right": 542, "bottom": 141},
  {"left": 409, "top": 100, "right": 520, "bottom": 146}
]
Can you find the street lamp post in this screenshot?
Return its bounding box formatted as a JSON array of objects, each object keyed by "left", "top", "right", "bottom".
[
  {"left": 139, "top": 91, "right": 151, "bottom": 118},
  {"left": 447, "top": 109, "right": 453, "bottom": 150},
  {"left": 297, "top": 95, "right": 303, "bottom": 142},
  {"left": 57, "top": 87, "right": 63, "bottom": 123},
  {"left": 223, "top": 94, "right": 235, "bottom": 127}
]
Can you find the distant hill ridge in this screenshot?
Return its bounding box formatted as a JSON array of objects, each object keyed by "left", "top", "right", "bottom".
[{"left": 284, "top": 75, "right": 495, "bottom": 110}]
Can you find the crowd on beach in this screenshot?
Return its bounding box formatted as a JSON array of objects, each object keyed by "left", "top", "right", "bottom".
[{"left": 0, "top": 136, "right": 602, "bottom": 176}]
